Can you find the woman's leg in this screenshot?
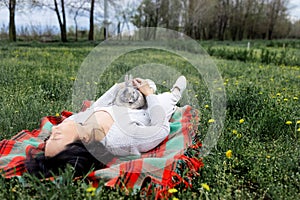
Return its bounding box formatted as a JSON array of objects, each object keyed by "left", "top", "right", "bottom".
[{"left": 156, "top": 76, "right": 186, "bottom": 120}]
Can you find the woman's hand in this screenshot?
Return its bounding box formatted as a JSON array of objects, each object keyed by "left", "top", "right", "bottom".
[{"left": 133, "top": 78, "right": 154, "bottom": 96}]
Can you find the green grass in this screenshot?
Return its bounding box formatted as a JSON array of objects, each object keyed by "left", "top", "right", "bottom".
[{"left": 0, "top": 40, "right": 299, "bottom": 199}]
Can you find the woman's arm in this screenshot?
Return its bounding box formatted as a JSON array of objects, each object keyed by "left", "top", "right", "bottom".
[
  {"left": 68, "top": 83, "right": 123, "bottom": 123},
  {"left": 92, "top": 77, "right": 156, "bottom": 107},
  {"left": 130, "top": 94, "right": 170, "bottom": 154},
  {"left": 91, "top": 83, "right": 124, "bottom": 108},
  {"left": 131, "top": 79, "right": 170, "bottom": 138}
]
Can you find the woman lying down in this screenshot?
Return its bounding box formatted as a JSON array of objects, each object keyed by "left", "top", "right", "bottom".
[{"left": 25, "top": 76, "right": 187, "bottom": 178}]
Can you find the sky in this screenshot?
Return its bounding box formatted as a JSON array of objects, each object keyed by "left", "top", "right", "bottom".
[
  {"left": 0, "top": 0, "right": 140, "bottom": 34},
  {"left": 289, "top": 0, "right": 300, "bottom": 20},
  {"left": 0, "top": 0, "right": 299, "bottom": 34}
]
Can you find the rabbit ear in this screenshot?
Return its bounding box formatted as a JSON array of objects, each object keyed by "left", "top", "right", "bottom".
[
  {"left": 124, "top": 74, "right": 129, "bottom": 87},
  {"left": 126, "top": 74, "right": 133, "bottom": 87}
]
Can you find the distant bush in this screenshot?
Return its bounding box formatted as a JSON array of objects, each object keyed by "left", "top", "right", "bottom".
[
  {"left": 206, "top": 45, "right": 300, "bottom": 66},
  {"left": 265, "top": 40, "right": 300, "bottom": 48}
]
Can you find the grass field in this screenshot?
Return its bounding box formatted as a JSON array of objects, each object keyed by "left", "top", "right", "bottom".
[{"left": 0, "top": 40, "right": 299, "bottom": 199}]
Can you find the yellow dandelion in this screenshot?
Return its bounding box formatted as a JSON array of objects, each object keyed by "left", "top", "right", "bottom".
[
  {"left": 266, "top": 155, "right": 271, "bottom": 159},
  {"left": 172, "top": 198, "right": 179, "bottom": 200},
  {"left": 296, "top": 120, "right": 300, "bottom": 124},
  {"left": 205, "top": 104, "right": 209, "bottom": 109},
  {"left": 239, "top": 119, "right": 245, "bottom": 124},
  {"left": 201, "top": 183, "right": 210, "bottom": 191},
  {"left": 86, "top": 187, "right": 96, "bottom": 193},
  {"left": 276, "top": 93, "right": 281, "bottom": 96},
  {"left": 11, "top": 187, "right": 17, "bottom": 192},
  {"left": 285, "top": 121, "right": 292, "bottom": 125},
  {"left": 208, "top": 119, "right": 215, "bottom": 123},
  {"left": 70, "top": 76, "right": 76, "bottom": 81},
  {"left": 293, "top": 97, "right": 298, "bottom": 100},
  {"left": 55, "top": 113, "right": 60, "bottom": 117},
  {"left": 259, "top": 91, "right": 263, "bottom": 95},
  {"left": 237, "top": 133, "right": 242, "bottom": 138},
  {"left": 195, "top": 94, "right": 198, "bottom": 97},
  {"left": 86, "top": 186, "right": 96, "bottom": 196},
  {"left": 226, "top": 150, "right": 232, "bottom": 158},
  {"left": 283, "top": 98, "right": 288, "bottom": 101},
  {"left": 232, "top": 129, "right": 237, "bottom": 134},
  {"left": 168, "top": 188, "right": 178, "bottom": 193},
  {"left": 297, "top": 128, "right": 300, "bottom": 132}
]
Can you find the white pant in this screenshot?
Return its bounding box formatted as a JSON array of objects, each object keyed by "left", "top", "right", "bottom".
[{"left": 156, "top": 91, "right": 181, "bottom": 121}]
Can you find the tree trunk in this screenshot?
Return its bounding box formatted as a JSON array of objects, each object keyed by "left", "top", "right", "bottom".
[
  {"left": 88, "top": 0, "right": 95, "bottom": 41},
  {"left": 267, "top": 0, "right": 283, "bottom": 40},
  {"left": 54, "top": 0, "right": 67, "bottom": 42},
  {"left": 9, "top": 0, "right": 16, "bottom": 42},
  {"left": 61, "top": 0, "right": 67, "bottom": 42},
  {"left": 268, "top": 0, "right": 275, "bottom": 40},
  {"left": 202, "top": 27, "right": 207, "bottom": 40},
  {"left": 74, "top": 18, "right": 78, "bottom": 41},
  {"left": 217, "top": 0, "right": 229, "bottom": 41},
  {"left": 184, "top": 0, "right": 195, "bottom": 38},
  {"left": 103, "top": 0, "right": 108, "bottom": 39}
]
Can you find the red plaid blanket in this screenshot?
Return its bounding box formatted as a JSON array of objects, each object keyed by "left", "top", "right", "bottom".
[{"left": 0, "top": 103, "right": 203, "bottom": 199}]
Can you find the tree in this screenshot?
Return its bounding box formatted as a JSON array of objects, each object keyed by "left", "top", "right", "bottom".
[
  {"left": 32, "top": 0, "right": 68, "bottom": 42},
  {"left": 266, "top": 0, "right": 289, "bottom": 40},
  {"left": 87, "top": 0, "right": 118, "bottom": 40},
  {"left": 0, "top": 0, "right": 18, "bottom": 41},
  {"left": 181, "top": 0, "right": 217, "bottom": 40},
  {"left": 53, "top": 0, "right": 68, "bottom": 42},
  {"left": 88, "top": 0, "right": 95, "bottom": 40},
  {"left": 114, "top": 4, "right": 137, "bottom": 36},
  {"left": 216, "top": 0, "right": 230, "bottom": 40},
  {"left": 8, "top": 0, "right": 16, "bottom": 41},
  {"left": 289, "top": 19, "right": 300, "bottom": 38},
  {"left": 116, "top": 0, "right": 294, "bottom": 40},
  {"left": 131, "top": 0, "right": 158, "bottom": 39},
  {"left": 131, "top": 0, "right": 158, "bottom": 28},
  {"left": 69, "top": 0, "right": 88, "bottom": 41},
  {"left": 131, "top": 0, "right": 183, "bottom": 39}
]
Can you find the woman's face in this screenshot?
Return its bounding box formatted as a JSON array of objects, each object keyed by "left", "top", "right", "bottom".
[{"left": 45, "top": 120, "right": 83, "bottom": 157}]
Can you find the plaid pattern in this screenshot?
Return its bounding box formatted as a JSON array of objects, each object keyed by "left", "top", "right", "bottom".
[
  {"left": 88, "top": 105, "right": 203, "bottom": 199},
  {"left": 0, "top": 113, "right": 70, "bottom": 178},
  {"left": 0, "top": 102, "right": 203, "bottom": 199}
]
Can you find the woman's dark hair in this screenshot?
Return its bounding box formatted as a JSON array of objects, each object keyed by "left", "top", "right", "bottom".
[{"left": 25, "top": 140, "right": 114, "bottom": 178}]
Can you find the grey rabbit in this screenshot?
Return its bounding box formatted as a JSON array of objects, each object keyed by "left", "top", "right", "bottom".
[{"left": 114, "top": 74, "right": 146, "bottom": 109}]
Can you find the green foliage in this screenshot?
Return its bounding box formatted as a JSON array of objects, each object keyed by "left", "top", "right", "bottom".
[
  {"left": 198, "top": 60, "right": 300, "bottom": 199},
  {"left": 204, "top": 40, "right": 300, "bottom": 66},
  {"left": 0, "top": 40, "right": 299, "bottom": 199}
]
